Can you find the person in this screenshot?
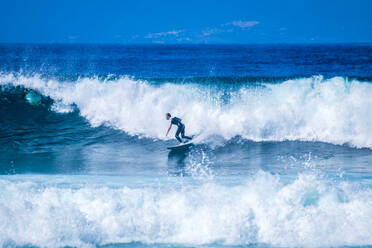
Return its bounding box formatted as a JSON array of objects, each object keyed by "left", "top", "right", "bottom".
[
  {"left": 165, "top": 113, "right": 192, "bottom": 145},
  {"left": 22, "top": 88, "right": 29, "bottom": 99}
]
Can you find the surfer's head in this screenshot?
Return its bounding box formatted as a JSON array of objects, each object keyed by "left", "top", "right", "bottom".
[{"left": 165, "top": 113, "right": 171, "bottom": 120}]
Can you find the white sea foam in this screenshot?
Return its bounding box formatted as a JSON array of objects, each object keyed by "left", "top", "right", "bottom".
[
  {"left": 1, "top": 74, "right": 372, "bottom": 148},
  {"left": 0, "top": 172, "right": 371, "bottom": 247}
]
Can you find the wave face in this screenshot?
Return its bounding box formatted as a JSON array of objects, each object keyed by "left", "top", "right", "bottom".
[
  {"left": 1, "top": 172, "right": 371, "bottom": 248},
  {"left": 1, "top": 73, "right": 372, "bottom": 149}
]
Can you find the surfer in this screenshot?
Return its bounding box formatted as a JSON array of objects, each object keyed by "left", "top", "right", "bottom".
[
  {"left": 165, "top": 113, "right": 192, "bottom": 145},
  {"left": 22, "top": 88, "right": 29, "bottom": 99}
]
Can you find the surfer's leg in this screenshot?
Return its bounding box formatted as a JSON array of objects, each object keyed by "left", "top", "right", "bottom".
[
  {"left": 181, "top": 126, "right": 192, "bottom": 140},
  {"left": 175, "top": 127, "right": 183, "bottom": 143}
]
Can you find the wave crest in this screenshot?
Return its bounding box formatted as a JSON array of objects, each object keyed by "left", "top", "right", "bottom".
[{"left": 1, "top": 73, "right": 372, "bottom": 148}]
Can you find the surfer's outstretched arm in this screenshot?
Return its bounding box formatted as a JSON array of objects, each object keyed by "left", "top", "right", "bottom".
[{"left": 166, "top": 124, "right": 172, "bottom": 136}]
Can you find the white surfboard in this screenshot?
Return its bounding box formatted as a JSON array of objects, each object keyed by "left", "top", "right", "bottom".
[{"left": 167, "top": 142, "right": 194, "bottom": 151}]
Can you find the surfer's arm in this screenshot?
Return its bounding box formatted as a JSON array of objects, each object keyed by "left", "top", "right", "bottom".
[{"left": 166, "top": 124, "right": 172, "bottom": 136}]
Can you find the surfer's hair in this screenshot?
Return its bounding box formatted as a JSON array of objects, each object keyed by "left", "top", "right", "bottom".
[{"left": 166, "top": 113, "right": 171, "bottom": 117}]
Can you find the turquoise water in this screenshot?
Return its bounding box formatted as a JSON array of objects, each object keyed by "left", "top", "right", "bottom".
[{"left": 24, "top": 90, "right": 41, "bottom": 105}]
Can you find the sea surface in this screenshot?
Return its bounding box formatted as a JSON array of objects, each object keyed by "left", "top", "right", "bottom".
[{"left": 0, "top": 44, "right": 372, "bottom": 248}]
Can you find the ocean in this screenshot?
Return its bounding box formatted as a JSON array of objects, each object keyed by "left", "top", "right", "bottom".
[{"left": 0, "top": 44, "right": 371, "bottom": 248}]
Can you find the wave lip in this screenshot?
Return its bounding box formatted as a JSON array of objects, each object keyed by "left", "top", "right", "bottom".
[
  {"left": 0, "top": 172, "right": 371, "bottom": 247},
  {"left": 1, "top": 73, "right": 372, "bottom": 149}
]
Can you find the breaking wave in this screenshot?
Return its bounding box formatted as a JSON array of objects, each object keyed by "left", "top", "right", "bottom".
[{"left": 1, "top": 73, "right": 372, "bottom": 148}]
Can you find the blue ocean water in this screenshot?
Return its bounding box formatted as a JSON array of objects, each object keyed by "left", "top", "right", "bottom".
[{"left": 0, "top": 44, "right": 372, "bottom": 248}]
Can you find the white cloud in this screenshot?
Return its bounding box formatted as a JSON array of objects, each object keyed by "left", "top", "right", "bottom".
[
  {"left": 139, "top": 21, "right": 259, "bottom": 42},
  {"left": 225, "top": 21, "right": 259, "bottom": 29},
  {"left": 201, "top": 20, "right": 260, "bottom": 37},
  {"left": 202, "top": 27, "right": 234, "bottom": 36},
  {"left": 145, "top": 30, "right": 185, "bottom": 39},
  {"left": 202, "top": 28, "right": 221, "bottom": 36}
]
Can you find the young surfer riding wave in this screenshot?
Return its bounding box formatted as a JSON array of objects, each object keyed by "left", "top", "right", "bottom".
[{"left": 165, "top": 113, "right": 192, "bottom": 145}]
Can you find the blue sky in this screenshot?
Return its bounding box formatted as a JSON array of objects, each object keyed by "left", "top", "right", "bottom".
[{"left": 1, "top": 0, "right": 371, "bottom": 43}]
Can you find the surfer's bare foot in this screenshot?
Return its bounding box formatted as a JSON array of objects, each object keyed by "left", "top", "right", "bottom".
[{"left": 179, "top": 142, "right": 184, "bottom": 145}]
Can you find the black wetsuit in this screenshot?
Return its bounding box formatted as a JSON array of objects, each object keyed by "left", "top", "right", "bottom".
[{"left": 171, "top": 117, "right": 192, "bottom": 143}]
